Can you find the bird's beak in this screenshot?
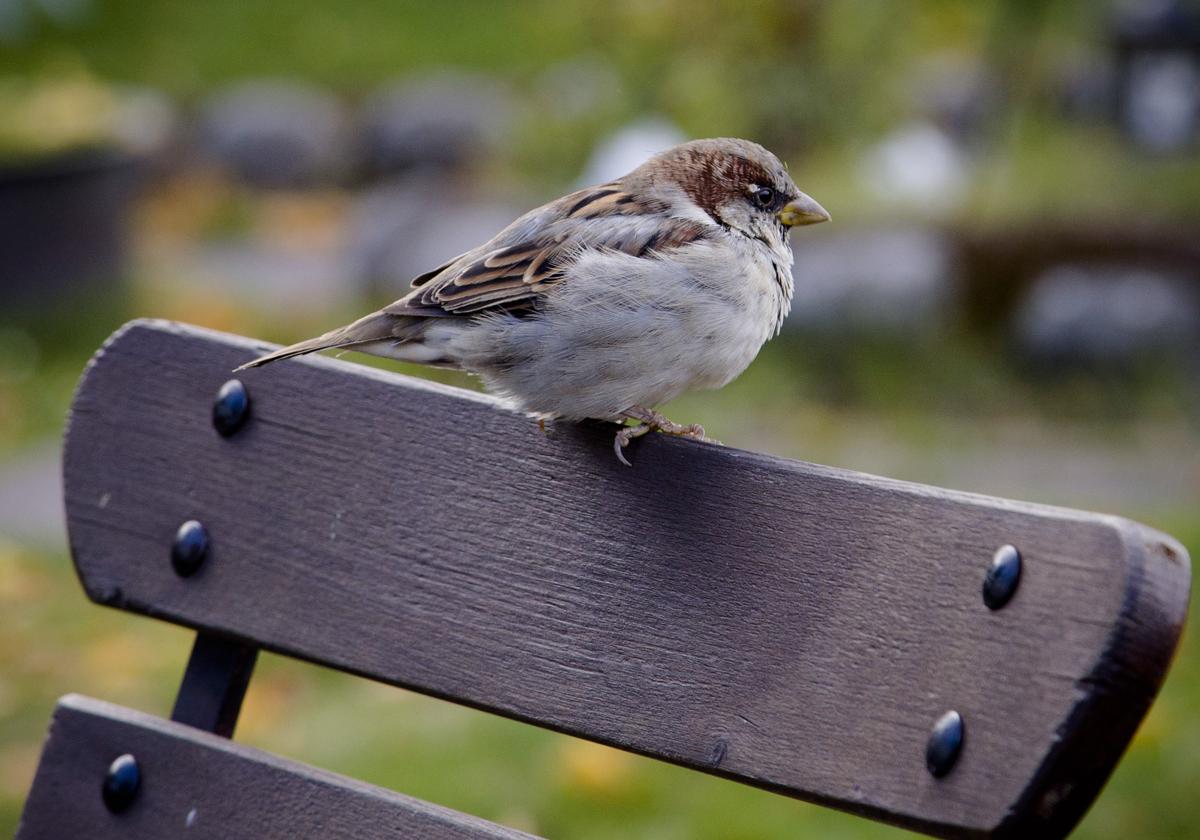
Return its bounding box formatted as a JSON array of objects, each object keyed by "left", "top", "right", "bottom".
[{"left": 777, "top": 192, "right": 831, "bottom": 227}]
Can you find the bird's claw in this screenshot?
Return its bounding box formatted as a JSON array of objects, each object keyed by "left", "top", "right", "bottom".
[
  {"left": 612, "top": 408, "right": 716, "bottom": 466},
  {"left": 614, "top": 434, "right": 633, "bottom": 467},
  {"left": 613, "top": 421, "right": 654, "bottom": 467}
]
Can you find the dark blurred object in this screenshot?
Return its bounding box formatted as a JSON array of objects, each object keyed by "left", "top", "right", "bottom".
[
  {"left": 199, "top": 80, "right": 348, "bottom": 188},
  {"left": 957, "top": 223, "right": 1200, "bottom": 332},
  {"left": 533, "top": 57, "right": 624, "bottom": 121},
  {"left": 347, "top": 174, "right": 520, "bottom": 297},
  {"left": 787, "top": 227, "right": 956, "bottom": 335},
  {"left": 357, "top": 72, "right": 514, "bottom": 177},
  {"left": 1055, "top": 54, "right": 1117, "bottom": 121},
  {"left": 1014, "top": 263, "right": 1199, "bottom": 366},
  {"left": 108, "top": 85, "right": 182, "bottom": 179},
  {"left": 913, "top": 54, "right": 1000, "bottom": 143},
  {"left": 0, "top": 148, "right": 138, "bottom": 310},
  {"left": 1112, "top": 0, "right": 1200, "bottom": 153}
]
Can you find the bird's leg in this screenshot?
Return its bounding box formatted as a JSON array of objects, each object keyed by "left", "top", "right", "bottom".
[
  {"left": 612, "top": 405, "right": 711, "bottom": 467},
  {"left": 624, "top": 406, "right": 708, "bottom": 440}
]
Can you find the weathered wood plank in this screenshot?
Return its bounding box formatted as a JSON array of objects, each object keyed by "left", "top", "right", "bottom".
[
  {"left": 17, "top": 695, "right": 538, "bottom": 839},
  {"left": 62, "top": 319, "right": 1191, "bottom": 839}
]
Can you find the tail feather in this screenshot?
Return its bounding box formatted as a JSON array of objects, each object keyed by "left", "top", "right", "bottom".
[{"left": 234, "top": 312, "right": 406, "bottom": 371}]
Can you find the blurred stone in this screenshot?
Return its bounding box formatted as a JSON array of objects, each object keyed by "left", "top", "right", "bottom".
[
  {"left": 111, "top": 85, "right": 177, "bottom": 158},
  {"left": 1112, "top": 0, "right": 1200, "bottom": 153},
  {"left": 346, "top": 175, "right": 522, "bottom": 296},
  {"left": 1055, "top": 54, "right": 1116, "bottom": 122},
  {"left": 858, "top": 121, "right": 970, "bottom": 216},
  {"left": 358, "top": 72, "right": 515, "bottom": 176},
  {"left": 577, "top": 117, "right": 686, "bottom": 186},
  {"left": 0, "top": 0, "right": 31, "bottom": 44},
  {"left": 912, "top": 53, "right": 999, "bottom": 141},
  {"left": 171, "top": 241, "right": 352, "bottom": 312},
  {"left": 787, "top": 227, "right": 956, "bottom": 334},
  {"left": 199, "top": 80, "right": 348, "bottom": 187},
  {"left": 1013, "top": 264, "right": 1200, "bottom": 364},
  {"left": 534, "top": 57, "right": 624, "bottom": 120},
  {"left": 1123, "top": 52, "right": 1200, "bottom": 153},
  {"left": 38, "top": 0, "right": 93, "bottom": 25}
]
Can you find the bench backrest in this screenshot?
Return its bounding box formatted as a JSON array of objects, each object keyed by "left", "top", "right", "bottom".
[{"left": 19, "top": 319, "right": 1192, "bottom": 839}]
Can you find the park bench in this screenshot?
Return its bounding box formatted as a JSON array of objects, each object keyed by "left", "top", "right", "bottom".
[{"left": 17, "top": 319, "right": 1191, "bottom": 838}]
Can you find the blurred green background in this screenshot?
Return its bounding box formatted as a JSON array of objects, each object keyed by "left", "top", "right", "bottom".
[{"left": 2, "top": 0, "right": 1199, "bottom": 837}]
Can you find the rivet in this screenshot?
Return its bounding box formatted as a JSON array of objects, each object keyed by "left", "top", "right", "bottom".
[
  {"left": 212, "top": 379, "right": 250, "bottom": 437},
  {"left": 171, "top": 520, "right": 209, "bottom": 577},
  {"left": 102, "top": 753, "right": 140, "bottom": 813},
  {"left": 983, "top": 544, "right": 1022, "bottom": 610},
  {"left": 926, "top": 710, "right": 964, "bottom": 778}
]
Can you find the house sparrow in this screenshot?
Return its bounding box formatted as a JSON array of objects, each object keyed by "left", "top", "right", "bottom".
[{"left": 239, "top": 137, "right": 830, "bottom": 465}]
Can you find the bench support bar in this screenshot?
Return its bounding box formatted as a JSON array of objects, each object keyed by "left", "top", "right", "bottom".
[{"left": 170, "top": 633, "right": 258, "bottom": 737}]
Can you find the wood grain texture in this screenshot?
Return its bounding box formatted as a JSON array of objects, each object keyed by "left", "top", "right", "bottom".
[
  {"left": 16, "top": 695, "right": 538, "bottom": 839},
  {"left": 62, "top": 320, "right": 1191, "bottom": 839}
]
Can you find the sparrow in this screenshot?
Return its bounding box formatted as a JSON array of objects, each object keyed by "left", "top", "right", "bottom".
[{"left": 238, "top": 137, "right": 830, "bottom": 465}]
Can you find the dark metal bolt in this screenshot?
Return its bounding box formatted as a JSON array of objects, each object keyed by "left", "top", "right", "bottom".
[
  {"left": 171, "top": 520, "right": 209, "bottom": 577},
  {"left": 102, "top": 753, "right": 141, "bottom": 813},
  {"left": 212, "top": 379, "right": 250, "bottom": 437},
  {"left": 926, "top": 710, "right": 964, "bottom": 778},
  {"left": 983, "top": 544, "right": 1022, "bottom": 610}
]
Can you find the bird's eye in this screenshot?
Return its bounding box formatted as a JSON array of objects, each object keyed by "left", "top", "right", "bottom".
[{"left": 752, "top": 187, "right": 775, "bottom": 209}]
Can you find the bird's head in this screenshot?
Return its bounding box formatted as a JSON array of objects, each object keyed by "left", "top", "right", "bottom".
[{"left": 634, "top": 137, "right": 830, "bottom": 248}]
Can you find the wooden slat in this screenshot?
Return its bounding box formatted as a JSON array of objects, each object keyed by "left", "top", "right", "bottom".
[
  {"left": 16, "top": 695, "right": 539, "bottom": 839},
  {"left": 62, "top": 320, "right": 1191, "bottom": 839}
]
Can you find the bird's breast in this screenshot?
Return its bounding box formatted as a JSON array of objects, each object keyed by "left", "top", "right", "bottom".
[{"left": 446, "top": 240, "right": 790, "bottom": 419}]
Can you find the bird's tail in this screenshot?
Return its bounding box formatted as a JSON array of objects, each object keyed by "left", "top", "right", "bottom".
[{"left": 234, "top": 311, "right": 406, "bottom": 371}]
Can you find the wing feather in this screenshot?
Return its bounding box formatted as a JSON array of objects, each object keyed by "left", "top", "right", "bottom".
[{"left": 385, "top": 184, "right": 711, "bottom": 318}]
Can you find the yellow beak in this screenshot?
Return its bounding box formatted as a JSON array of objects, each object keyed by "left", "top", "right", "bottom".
[{"left": 778, "top": 192, "right": 831, "bottom": 227}]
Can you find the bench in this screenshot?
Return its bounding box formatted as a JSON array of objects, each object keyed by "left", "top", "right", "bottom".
[{"left": 17, "top": 319, "right": 1191, "bottom": 838}]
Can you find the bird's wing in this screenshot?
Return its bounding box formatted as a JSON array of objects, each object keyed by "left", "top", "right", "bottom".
[
  {"left": 235, "top": 184, "right": 713, "bottom": 370},
  {"left": 383, "top": 184, "right": 713, "bottom": 318}
]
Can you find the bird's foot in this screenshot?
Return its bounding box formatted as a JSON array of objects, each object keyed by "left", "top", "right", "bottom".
[
  {"left": 625, "top": 406, "right": 709, "bottom": 440},
  {"left": 612, "top": 406, "right": 714, "bottom": 467}
]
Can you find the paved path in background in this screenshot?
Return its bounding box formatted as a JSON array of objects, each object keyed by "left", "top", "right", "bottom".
[{"left": 0, "top": 442, "right": 64, "bottom": 549}]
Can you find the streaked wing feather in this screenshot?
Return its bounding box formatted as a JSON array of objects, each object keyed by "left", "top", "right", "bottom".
[{"left": 384, "top": 184, "right": 710, "bottom": 318}]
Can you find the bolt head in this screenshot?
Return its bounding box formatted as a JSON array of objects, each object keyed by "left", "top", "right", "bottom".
[
  {"left": 102, "top": 753, "right": 140, "bottom": 813},
  {"left": 171, "top": 520, "right": 209, "bottom": 577},
  {"left": 926, "top": 710, "right": 964, "bottom": 778},
  {"left": 983, "top": 544, "right": 1022, "bottom": 610},
  {"left": 212, "top": 379, "right": 250, "bottom": 437}
]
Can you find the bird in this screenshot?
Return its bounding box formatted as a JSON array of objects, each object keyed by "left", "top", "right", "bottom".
[{"left": 238, "top": 137, "right": 830, "bottom": 465}]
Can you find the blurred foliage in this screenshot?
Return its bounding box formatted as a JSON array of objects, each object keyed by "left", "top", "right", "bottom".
[
  {"left": 0, "top": 0, "right": 1196, "bottom": 220},
  {"left": 0, "top": 74, "right": 120, "bottom": 158}
]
